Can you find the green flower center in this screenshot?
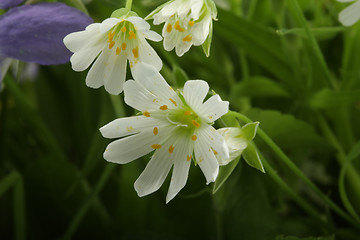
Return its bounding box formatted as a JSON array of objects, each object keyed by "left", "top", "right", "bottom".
[{"left": 168, "top": 106, "right": 202, "bottom": 131}]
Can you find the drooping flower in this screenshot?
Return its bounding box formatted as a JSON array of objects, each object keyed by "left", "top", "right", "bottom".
[
  {"left": 100, "top": 63, "right": 229, "bottom": 202},
  {"left": 338, "top": 0, "right": 360, "bottom": 26},
  {"left": 147, "top": 0, "right": 217, "bottom": 57},
  {"left": 215, "top": 122, "right": 265, "bottom": 173},
  {"left": 64, "top": 9, "right": 163, "bottom": 95},
  {"left": 0, "top": 3, "right": 93, "bottom": 65}
]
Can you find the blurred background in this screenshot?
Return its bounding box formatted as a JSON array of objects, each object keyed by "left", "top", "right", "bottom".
[{"left": 1, "top": 0, "right": 360, "bottom": 239}]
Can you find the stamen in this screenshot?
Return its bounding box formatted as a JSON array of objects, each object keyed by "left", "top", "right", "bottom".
[
  {"left": 143, "top": 111, "right": 151, "bottom": 117},
  {"left": 166, "top": 23, "right": 172, "bottom": 33},
  {"left": 192, "top": 120, "right": 200, "bottom": 128},
  {"left": 188, "top": 20, "right": 195, "bottom": 26},
  {"left": 121, "top": 26, "right": 127, "bottom": 32},
  {"left": 153, "top": 127, "right": 158, "bottom": 135},
  {"left": 116, "top": 47, "right": 121, "bottom": 55},
  {"left": 151, "top": 144, "right": 162, "bottom": 149},
  {"left": 109, "top": 41, "right": 115, "bottom": 49},
  {"left": 213, "top": 150, "right": 218, "bottom": 155},
  {"left": 174, "top": 20, "right": 185, "bottom": 32},
  {"left": 183, "top": 35, "right": 192, "bottom": 42},
  {"left": 169, "top": 98, "right": 177, "bottom": 106},
  {"left": 184, "top": 111, "right": 191, "bottom": 115},
  {"left": 168, "top": 145, "right": 175, "bottom": 154},
  {"left": 121, "top": 43, "right": 127, "bottom": 50},
  {"left": 129, "top": 30, "right": 136, "bottom": 40},
  {"left": 160, "top": 105, "right": 168, "bottom": 110},
  {"left": 187, "top": 155, "right": 192, "bottom": 161},
  {"left": 108, "top": 31, "right": 115, "bottom": 42},
  {"left": 192, "top": 135, "right": 197, "bottom": 141},
  {"left": 132, "top": 47, "right": 139, "bottom": 58}
]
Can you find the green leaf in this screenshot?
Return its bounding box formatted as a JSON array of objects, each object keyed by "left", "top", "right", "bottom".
[
  {"left": 202, "top": 20, "right": 213, "bottom": 57},
  {"left": 212, "top": 157, "right": 241, "bottom": 194},
  {"left": 310, "top": 89, "right": 360, "bottom": 109},
  {"left": 240, "top": 122, "right": 259, "bottom": 142},
  {"left": 172, "top": 64, "right": 189, "bottom": 87},
  {"left": 242, "top": 143, "right": 265, "bottom": 173},
  {"left": 275, "top": 235, "right": 334, "bottom": 240},
  {"left": 230, "top": 76, "right": 291, "bottom": 99},
  {"left": 276, "top": 27, "right": 344, "bottom": 41},
  {"left": 13, "top": 175, "right": 26, "bottom": 240},
  {"left": 219, "top": 113, "right": 241, "bottom": 127},
  {"left": 0, "top": 171, "right": 19, "bottom": 197},
  {"left": 215, "top": 8, "right": 293, "bottom": 84}
]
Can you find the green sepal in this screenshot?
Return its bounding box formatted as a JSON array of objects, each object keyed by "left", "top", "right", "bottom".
[
  {"left": 242, "top": 143, "right": 265, "bottom": 173},
  {"left": 145, "top": 0, "right": 175, "bottom": 20},
  {"left": 240, "top": 121, "right": 259, "bottom": 142},
  {"left": 220, "top": 113, "right": 240, "bottom": 128},
  {"left": 202, "top": 20, "right": 213, "bottom": 57},
  {"left": 205, "top": 0, "right": 218, "bottom": 20},
  {"left": 110, "top": 8, "right": 138, "bottom": 19},
  {"left": 212, "top": 156, "right": 240, "bottom": 194}
]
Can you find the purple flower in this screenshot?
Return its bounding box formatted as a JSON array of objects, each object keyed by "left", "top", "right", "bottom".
[
  {"left": 0, "top": 3, "right": 93, "bottom": 65},
  {"left": 0, "top": 0, "right": 24, "bottom": 9}
]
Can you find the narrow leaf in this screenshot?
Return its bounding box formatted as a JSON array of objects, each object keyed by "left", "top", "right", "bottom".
[
  {"left": 213, "top": 157, "right": 240, "bottom": 194},
  {"left": 0, "top": 171, "right": 19, "bottom": 197}
]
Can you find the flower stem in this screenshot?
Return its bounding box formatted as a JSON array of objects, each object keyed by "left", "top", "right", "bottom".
[
  {"left": 125, "top": 0, "right": 133, "bottom": 10},
  {"left": 228, "top": 111, "right": 356, "bottom": 226}
]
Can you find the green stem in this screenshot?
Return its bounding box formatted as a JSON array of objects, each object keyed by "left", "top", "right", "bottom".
[
  {"left": 62, "top": 164, "right": 116, "bottom": 240},
  {"left": 228, "top": 111, "right": 356, "bottom": 226},
  {"left": 286, "top": 0, "right": 337, "bottom": 89},
  {"left": 69, "top": 0, "right": 89, "bottom": 15},
  {"left": 125, "top": 0, "right": 133, "bottom": 10},
  {"left": 259, "top": 153, "right": 326, "bottom": 226}
]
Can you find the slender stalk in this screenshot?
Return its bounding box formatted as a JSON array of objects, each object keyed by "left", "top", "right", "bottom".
[
  {"left": 286, "top": 0, "right": 337, "bottom": 89},
  {"left": 228, "top": 111, "right": 356, "bottom": 226},
  {"left": 125, "top": 0, "right": 133, "bottom": 10}
]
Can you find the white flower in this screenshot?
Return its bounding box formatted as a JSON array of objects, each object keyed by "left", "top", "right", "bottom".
[
  {"left": 100, "top": 63, "right": 229, "bottom": 203},
  {"left": 338, "top": 0, "right": 360, "bottom": 26},
  {"left": 148, "top": 0, "right": 217, "bottom": 57},
  {"left": 63, "top": 15, "right": 162, "bottom": 95}
]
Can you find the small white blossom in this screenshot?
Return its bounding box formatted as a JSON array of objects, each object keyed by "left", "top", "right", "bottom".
[
  {"left": 64, "top": 14, "right": 162, "bottom": 95},
  {"left": 338, "top": 0, "right": 360, "bottom": 26},
  {"left": 100, "top": 63, "right": 229, "bottom": 203},
  {"left": 148, "top": 0, "right": 217, "bottom": 56}
]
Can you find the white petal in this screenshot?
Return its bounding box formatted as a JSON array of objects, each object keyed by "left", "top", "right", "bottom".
[
  {"left": 85, "top": 48, "right": 111, "bottom": 89},
  {"left": 198, "top": 126, "right": 229, "bottom": 160},
  {"left": 177, "top": 1, "right": 191, "bottom": 18},
  {"left": 183, "top": 80, "right": 209, "bottom": 110},
  {"left": 123, "top": 79, "right": 163, "bottom": 111},
  {"left": 137, "top": 37, "right": 163, "bottom": 71},
  {"left": 103, "top": 131, "right": 156, "bottom": 164},
  {"left": 166, "top": 137, "right": 192, "bottom": 203},
  {"left": 131, "top": 62, "right": 180, "bottom": 106},
  {"left": 127, "top": 16, "right": 150, "bottom": 31},
  {"left": 194, "top": 133, "right": 219, "bottom": 184},
  {"left": 162, "top": 30, "right": 178, "bottom": 52},
  {"left": 104, "top": 51, "right": 127, "bottom": 95},
  {"left": 69, "top": 43, "right": 103, "bottom": 71},
  {"left": 63, "top": 23, "right": 100, "bottom": 52},
  {"left": 190, "top": 0, "right": 204, "bottom": 20},
  {"left": 142, "top": 30, "right": 162, "bottom": 42},
  {"left": 100, "top": 18, "right": 122, "bottom": 33},
  {"left": 339, "top": 0, "right": 360, "bottom": 26},
  {"left": 175, "top": 41, "right": 192, "bottom": 57},
  {"left": 198, "top": 95, "right": 229, "bottom": 122},
  {"left": 338, "top": 0, "right": 355, "bottom": 2},
  {"left": 100, "top": 115, "right": 160, "bottom": 139},
  {"left": 159, "top": 1, "right": 178, "bottom": 18},
  {"left": 134, "top": 141, "right": 174, "bottom": 197}
]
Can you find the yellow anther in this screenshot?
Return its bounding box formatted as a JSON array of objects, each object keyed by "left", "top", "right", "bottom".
[
  {"left": 143, "top": 111, "right": 150, "bottom": 117},
  {"left": 121, "top": 26, "right": 127, "bottom": 32},
  {"left": 109, "top": 41, "right": 115, "bottom": 49},
  {"left": 169, "top": 145, "right": 175, "bottom": 154},
  {"left": 192, "top": 120, "right": 200, "bottom": 128},
  {"left": 183, "top": 35, "right": 192, "bottom": 42},
  {"left": 160, "top": 105, "right": 168, "bottom": 110},
  {"left": 174, "top": 20, "right": 185, "bottom": 32},
  {"left": 129, "top": 30, "right": 136, "bottom": 40},
  {"left": 166, "top": 23, "right": 172, "bottom": 32},
  {"left": 153, "top": 127, "right": 158, "bottom": 135},
  {"left": 151, "top": 144, "right": 162, "bottom": 149},
  {"left": 189, "top": 20, "right": 195, "bottom": 26},
  {"left": 108, "top": 31, "right": 115, "bottom": 42},
  {"left": 132, "top": 47, "right": 139, "bottom": 58},
  {"left": 169, "top": 98, "right": 177, "bottom": 106},
  {"left": 184, "top": 111, "right": 192, "bottom": 116},
  {"left": 116, "top": 47, "right": 121, "bottom": 55},
  {"left": 192, "top": 135, "right": 197, "bottom": 141},
  {"left": 213, "top": 150, "right": 218, "bottom": 155},
  {"left": 187, "top": 155, "right": 192, "bottom": 161},
  {"left": 121, "top": 43, "right": 127, "bottom": 50}
]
